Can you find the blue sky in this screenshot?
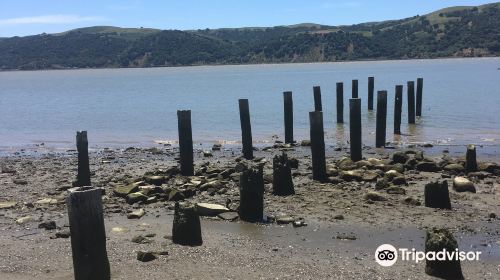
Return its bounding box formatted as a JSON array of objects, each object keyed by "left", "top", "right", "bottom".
[{"left": 0, "top": 0, "right": 496, "bottom": 37}]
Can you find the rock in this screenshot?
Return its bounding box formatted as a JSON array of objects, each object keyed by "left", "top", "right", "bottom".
[
  {"left": 300, "top": 140, "right": 311, "bottom": 146},
  {"left": 131, "top": 235, "right": 151, "bottom": 244},
  {"left": 337, "top": 157, "right": 356, "bottom": 170},
  {"left": 384, "top": 170, "right": 402, "bottom": 180},
  {"left": 0, "top": 201, "right": 16, "bottom": 209},
  {"left": 113, "top": 183, "right": 140, "bottom": 197},
  {"left": 384, "top": 163, "right": 405, "bottom": 173},
  {"left": 467, "top": 171, "right": 490, "bottom": 179},
  {"left": 217, "top": 211, "right": 239, "bottom": 221},
  {"left": 145, "top": 176, "right": 167, "bottom": 186},
  {"left": 137, "top": 251, "right": 157, "bottom": 262},
  {"left": 392, "top": 151, "right": 409, "bottom": 164},
  {"left": 276, "top": 216, "right": 295, "bottom": 225},
  {"left": 392, "top": 176, "right": 407, "bottom": 185},
  {"left": 489, "top": 213, "right": 497, "bottom": 219},
  {"left": 1, "top": 166, "right": 16, "bottom": 174},
  {"left": 444, "top": 163, "right": 464, "bottom": 173},
  {"left": 16, "top": 216, "right": 33, "bottom": 224},
  {"left": 38, "top": 221, "right": 56, "bottom": 230},
  {"left": 425, "top": 228, "right": 464, "bottom": 279},
  {"left": 292, "top": 220, "right": 307, "bottom": 227},
  {"left": 13, "top": 179, "right": 28, "bottom": 185},
  {"left": 126, "top": 192, "right": 148, "bottom": 204},
  {"left": 375, "top": 178, "right": 390, "bottom": 190},
  {"left": 145, "top": 197, "right": 158, "bottom": 204},
  {"left": 362, "top": 171, "right": 378, "bottom": 182},
  {"left": 339, "top": 170, "right": 363, "bottom": 182},
  {"left": 478, "top": 162, "right": 500, "bottom": 173},
  {"left": 168, "top": 189, "right": 185, "bottom": 201},
  {"left": 55, "top": 230, "right": 71, "bottom": 238},
  {"left": 111, "top": 227, "right": 129, "bottom": 233},
  {"left": 326, "top": 164, "right": 339, "bottom": 177},
  {"left": 452, "top": 177, "right": 476, "bottom": 193},
  {"left": 386, "top": 186, "right": 406, "bottom": 195},
  {"left": 196, "top": 203, "right": 229, "bottom": 216},
  {"left": 424, "top": 181, "right": 451, "bottom": 209},
  {"left": 288, "top": 158, "right": 299, "bottom": 169},
  {"left": 364, "top": 191, "right": 386, "bottom": 201},
  {"left": 34, "top": 198, "right": 59, "bottom": 205},
  {"left": 203, "top": 151, "right": 213, "bottom": 157},
  {"left": 127, "top": 209, "right": 145, "bottom": 219},
  {"left": 416, "top": 161, "right": 440, "bottom": 172},
  {"left": 212, "top": 143, "right": 222, "bottom": 151},
  {"left": 403, "top": 197, "right": 421, "bottom": 206},
  {"left": 336, "top": 234, "right": 357, "bottom": 240},
  {"left": 333, "top": 214, "right": 345, "bottom": 220}
]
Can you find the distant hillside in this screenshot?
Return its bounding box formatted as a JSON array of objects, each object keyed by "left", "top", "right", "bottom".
[{"left": 1, "top": 3, "right": 499, "bottom": 70}]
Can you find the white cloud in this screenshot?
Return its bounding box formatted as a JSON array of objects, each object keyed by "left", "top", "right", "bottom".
[{"left": 0, "top": 15, "right": 105, "bottom": 26}]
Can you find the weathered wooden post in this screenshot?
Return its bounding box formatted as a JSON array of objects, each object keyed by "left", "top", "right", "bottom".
[
  {"left": 394, "top": 85, "right": 403, "bottom": 135},
  {"left": 465, "top": 144, "right": 477, "bottom": 173},
  {"left": 76, "top": 131, "right": 91, "bottom": 187},
  {"left": 368, "top": 76, "right": 374, "bottom": 110},
  {"left": 352, "top": 79, "right": 358, "bottom": 98},
  {"left": 177, "top": 110, "right": 194, "bottom": 176},
  {"left": 416, "top": 78, "right": 423, "bottom": 117},
  {"left": 336, "top": 82, "right": 344, "bottom": 123},
  {"left": 67, "top": 187, "right": 110, "bottom": 280},
  {"left": 349, "top": 99, "right": 362, "bottom": 161},
  {"left": 425, "top": 228, "right": 464, "bottom": 279},
  {"left": 407, "top": 81, "right": 416, "bottom": 124},
  {"left": 309, "top": 111, "right": 326, "bottom": 181},
  {"left": 313, "top": 86, "right": 322, "bottom": 111},
  {"left": 283, "top": 91, "right": 294, "bottom": 144},
  {"left": 272, "top": 152, "right": 294, "bottom": 196},
  {"left": 424, "top": 181, "right": 451, "bottom": 209},
  {"left": 375, "top": 91, "right": 387, "bottom": 148},
  {"left": 238, "top": 99, "right": 253, "bottom": 159},
  {"left": 172, "top": 202, "right": 202, "bottom": 246},
  {"left": 239, "top": 166, "right": 264, "bottom": 222}
]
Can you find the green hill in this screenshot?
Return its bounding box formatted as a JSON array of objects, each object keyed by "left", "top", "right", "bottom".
[{"left": 1, "top": 3, "right": 499, "bottom": 70}]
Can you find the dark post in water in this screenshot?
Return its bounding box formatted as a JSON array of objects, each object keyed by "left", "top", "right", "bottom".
[
  {"left": 238, "top": 99, "right": 253, "bottom": 159},
  {"left": 352, "top": 79, "right": 358, "bottom": 98},
  {"left": 416, "top": 77, "right": 423, "bottom": 117},
  {"left": 313, "top": 86, "right": 322, "bottom": 111},
  {"left": 368, "top": 76, "right": 374, "bottom": 111},
  {"left": 407, "top": 81, "right": 416, "bottom": 124},
  {"left": 336, "top": 82, "right": 344, "bottom": 123},
  {"left": 177, "top": 110, "right": 194, "bottom": 176},
  {"left": 349, "top": 99, "right": 362, "bottom": 161},
  {"left": 283, "top": 91, "right": 294, "bottom": 144},
  {"left": 309, "top": 111, "right": 326, "bottom": 181},
  {"left": 394, "top": 85, "right": 403, "bottom": 135},
  {"left": 76, "top": 131, "right": 91, "bottom": 187},
  {"left": 67, "top": 187, "right": 110, "bottom": 280},
  {"left": 239, "top": 167, "right": 264, "bottom": 222},
  {"left": 375, "top": 91, "right": 387, "bottom": 148}
]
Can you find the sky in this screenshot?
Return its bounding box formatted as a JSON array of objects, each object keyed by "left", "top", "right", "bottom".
[{"left": 0, "top": 0, "right": 496, "bottom": 37}]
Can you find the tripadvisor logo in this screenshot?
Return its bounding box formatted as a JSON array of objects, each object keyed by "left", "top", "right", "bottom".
[{"left": 375, "top": 244, "right": 481, "bottom": 267}]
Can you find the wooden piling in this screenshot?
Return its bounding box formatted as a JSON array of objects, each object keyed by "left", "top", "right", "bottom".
[
  {"left": 177, "top": 110, "right": 194, "bottom": 176},
  {"left": 336, "top": 82, "right": 344, "bottom": 123},
  {"left": 313, "top": 86, "right": 322, "bottom": 111},
  {"left": 368, "top": 77, "right": 374, "bottom": 110},
  {"left": 465, "top": 144, "right": 477, "bottom": 173},
  {"left": 76, "top": 131, "right": 91, "bottom": 187},
  {"left": 238, "top": 99, "right": 253, "bottom": 159},
  {"left": 272, "top": 152, "right": 295, "bottom": 196},
  {"left": 416, "top": 77, "right": 423, "bottom": 117},
  {"left": 424, "top": 181, "right": 451, "bottom": 209},
  {"left": 283, "top": 91, "right": 294, "bottom": 144},
  {"left": 375, "top": 91, "right": 387, "bottom": 148},
  {"left": 349, "top": 99, "right": 362, "bottom": 161},
  {"left": 172, "top": 202, "right": 202, "bottom": 246},
  {"left": 352, "top": 79, "right": 358, "bottom": 98},
  {"left": 394, "top": 85, "right": 403, "bottom": 135},
  {"left": 309, "top": 111, "right": 326, "bottom": 181},
  {"left": 239, "top": 167, "right": 264, "bottom": 222},
  {"left": 67, "top": 187, "right": 110, "bottom": 280},
  {"left": 407, "top": 81, "right": 416, "bottom": 124}
]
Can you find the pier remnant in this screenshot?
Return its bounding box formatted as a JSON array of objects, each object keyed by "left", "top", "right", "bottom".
[
  {"left": 238, "top": 99, "right": 253, "bottom": 159},
  {"left": 177, "top": 110, "right": 194, "bottom": 176},
  {"left": 172, "top": 202, "right": 203, "bottom": 246},
  {"left": 283, "top": 91, "right": 294, "bottom": 144},
  {"left": 424, "top": 181, "right": 451, "bottom": 209},
  {"left": 416, "top": 77, "right": 423, "bottom": 117},
  {"left": 465, "top": 144, "right": 478, "bottom": 173},
  {"left": 352, "top": 79, "right": 358, "bottom": 98},
  {"left": 272, "top": 152, "right": 295, "bottom": 196},
  {"left": 349, "top": 99, "right": 362, "bottom": 161},
  {"left": 368, "top": 76, "right": 374, "bottom": 110},
  {"left": 309, "top": 111, "right": 326, "bottom": 181},
  {"left": 313, "top": 86, "right": 322, "bottom": 111},
  {"left": 407, "top": 81, "right": 416, "bottom": 124},
  {"left": 67, "top": 187, "right": 110, "bottom": 280},
  {"left": 394, "top": 85, "right": 403, "bottom": 135},
  {"left": 375, "top": 91, "right": 387, "bottom": 148},
  {"left": 239, "top": 166, "right": 264, "bottom": 222},
  {"left": 76, "top": 131, "right": 91, "bottom": 187},
  {"left": 336, "top": 82, "right": 344, "bottom": 123},
  {"left": 425, "top": 228, "right": 464, "bottom": 279}
]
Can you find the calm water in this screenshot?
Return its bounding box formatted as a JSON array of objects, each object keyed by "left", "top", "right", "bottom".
[{"left": 0, "top": 58, "right": 499, "bottom": 151}]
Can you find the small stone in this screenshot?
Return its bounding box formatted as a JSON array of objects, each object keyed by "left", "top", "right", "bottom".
[
  {"left": 288, "top": 158, "right": 299, "bottom": 169},
  {"left": 276, "top": 216, "right": 295, "bottom": 224},
  {"left": 217, "top": 211, "right": 239, "bottom": 221},
  {"left": 392, "top": 151, "right": 409, "bottom": 164},
  {"left": 336, "top": 234, "right": 357, "bottom": 240},
  {"left": 38, "top": 221, "right": 56, "bottom": 230},
  {"left": 168, "top": 189, "right": 185, "bottom": 201},
  {"left": 416, "top": 162, "right": 440, "bottom": 172},
  {"left": 113, "top": 183, "right": 140, "bottom": 197},
  {"left": 375, "top": 178, "right": 390, "bottom": 190},
  {"left": 384, "top": 170, "right": 402, "bottom": 180},
  {"left": 386, "top": 186, "right": 406, "bottom": 195},
  {"left": 452, "top": 177, "right": 476, "bottom": 193},
  {"left": 340, "top": 170, "right": 363, "bottom": 182},
  {"left": 126, "top": 192, "right": 148, "bottom": 204},
  {"left": 0, "top": 201, "right": 16, "bottom": 209},
  {"left": 137, "top": 251, "right": 157, "bottom": 262},
  {"left": 196, "top": 203, "right": 229, "bottom": 216},
  {"left": 127, "top": 209, "right": 145, "bottom": 219},
  {"left": 55, "top": 230, "right": 71, "bottom": 238},
  {"left": 145, "top": 176, "right": 167, "bottom": 186},
  {"left": 131, "top": 235, "right": 152, "bottom": 244},
  {"left": 16, "top": 216, "right": 33, "bottom": 224},
  {"left": 34, "top": 198, "right": 58, "bottom": 205},
  {"left": 292, "top": 220, "right": 307, "bottom": 227},
  {"left": 333, "top": 214, "right": 344, "bottom": 220},
  {"left": 489, "top": 213, "right": 497, "bottom": 219},
  {"left": 444, "top": 163, "right": 464, "bottom": 173},
  {"left": 362, "top": 171, "right": 378, "bottom": 182},
  {"left": 212, "top": 144, "right": 222, "bottom": 151},
  {"left": 203, "top": 151, "right": 213, "bottom": 157},
  {"left": 111, "top": 227, "right": 129, "bottom": 233},
  {"left": 403, "top": 197, "right": 421, "bottom": 206},
  {"left": 13, "top": 179, "right": 28, "bottom": 185},
  {"left": 392, "top": 176, "right": 407, "bottom": 185},
  {"left": 364, "top": 191, "right": 386, "bottom": 201},
  {"left": 300, "top": 140, "right": 311, "bottom": 146}
]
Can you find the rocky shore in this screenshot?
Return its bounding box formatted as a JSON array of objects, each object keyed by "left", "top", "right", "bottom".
[{"left": 0, "top": 142, "right": 499, "bottom": 279}]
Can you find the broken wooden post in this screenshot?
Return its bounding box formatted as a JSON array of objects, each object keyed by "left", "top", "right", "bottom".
[
  {"left": 239, "top": 166, "right": 264, "bottom": 222},
  {"left": 309, "top": 111, "right": 326, "bottom": 181},
  {"left": 375, "top": 90, "right": 387, "bottom": 148},
  {"left": 425, "top": 228, "right": 464, "bottom": 279},
  {"left": 368, "top": 76, "right": 374, "bottom": 110},
  {"left": 465, "top": 144, "right": 477, "bottom": 173},
  {"left": 177, "top": 110, "right": 194, "bottom": 176},
  {"left": 352, "top": 79, "right": 358, "bottom": 98},
  {"left": 313, "top": 86, "right": 322, "bottom": 111},
  {"left": 75, "top": 131, "right": 91, "bottom": 187},
  {"left": 349, "top": 99, "right": 362, "bottom": 161},
  {"left": 416, "top": 77, "right": 423, "bottom": 117},
  {"left": 394, "top": 85, "right": 403, "bottom": 135},
  {"left": 283, "top": 91, "right": 294, "bottom": 144},
  {"left": 238, "top": 99, "right": 253, "bottom": 159},
  {"left": 407, "top": 81, "right": 416, "bottom": 124},
  {"left": 67, "top": 187, "right": 110, "bottom": 280},
  {"left": 272, "top": 152, "right": 294, "bottom": 196},
  {"left": 424, "top": 181, "right": 451, "bottom": 209},
  {"left": 336, "top": 82, "right": 344, "bottom": 123},
  {"left": 172, "top": 202, "right": 202, "bottom": 246}
]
